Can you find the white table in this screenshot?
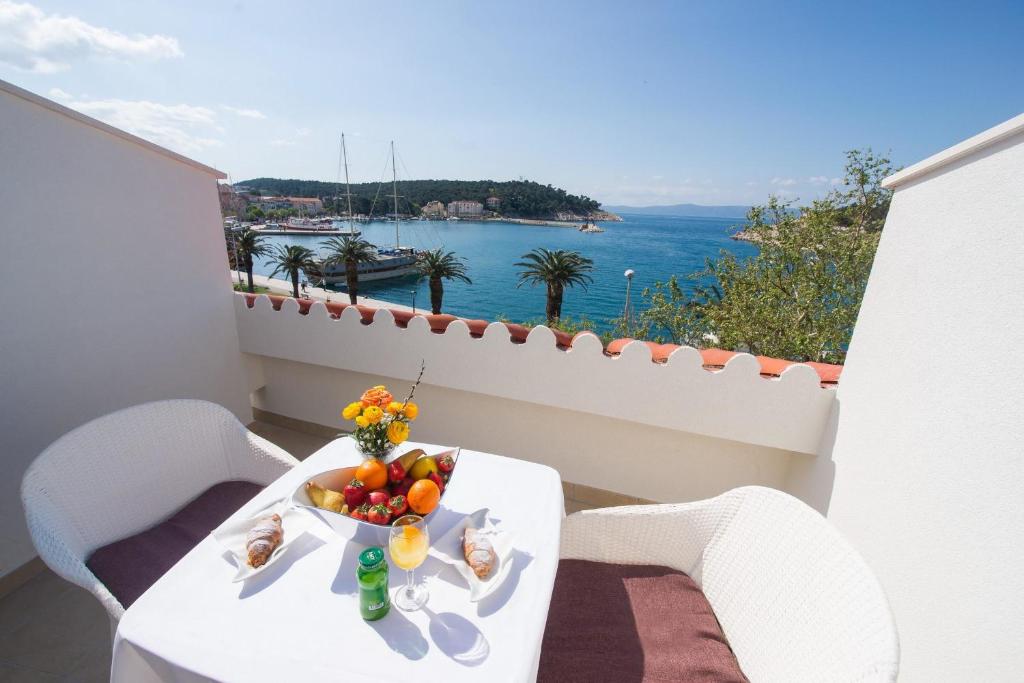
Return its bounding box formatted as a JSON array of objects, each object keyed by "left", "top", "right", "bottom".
[{"left": 111, "top": 440, "right": 564, "bottom": 682}]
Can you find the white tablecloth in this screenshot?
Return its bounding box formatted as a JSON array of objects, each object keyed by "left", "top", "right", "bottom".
[{"left": 111, "top": 439, "right": 564, "bottom": 683}]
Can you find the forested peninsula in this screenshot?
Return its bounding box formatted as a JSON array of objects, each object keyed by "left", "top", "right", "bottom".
[{"left": 237, "top": 178, "right": 615, "bottom": 220}]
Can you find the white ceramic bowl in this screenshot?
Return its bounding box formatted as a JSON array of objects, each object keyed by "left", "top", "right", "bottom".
[{"left": 291, "top": 447, "right": 460, "bottom": 547}]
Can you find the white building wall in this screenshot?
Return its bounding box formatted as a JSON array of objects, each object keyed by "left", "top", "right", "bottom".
[
  {"left": 787, "top": 115, "right": 1024, "bottom": 680},
  {"left": 0, "top": 82, "right": 251, "bottom": 578}
]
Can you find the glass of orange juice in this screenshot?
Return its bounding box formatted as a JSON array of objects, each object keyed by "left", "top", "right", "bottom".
[{"left": 389, "top": 514, "right": 429, "bottom": 610}]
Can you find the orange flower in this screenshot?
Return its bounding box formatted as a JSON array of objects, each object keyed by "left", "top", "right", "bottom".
[{"left": 360, "top": 386, "right": 393, "bottom": 408}]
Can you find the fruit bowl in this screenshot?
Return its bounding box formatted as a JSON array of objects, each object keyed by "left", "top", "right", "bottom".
[{"left": 291, "top": 447, "right": 459, "bottom": 547}]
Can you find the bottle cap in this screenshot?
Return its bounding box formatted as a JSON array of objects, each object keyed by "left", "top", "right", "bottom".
[{"left": 358, "top": 546, "right": 385, "bottom": 570}]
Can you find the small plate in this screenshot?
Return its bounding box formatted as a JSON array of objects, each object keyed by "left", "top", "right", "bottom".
[
  {"left": 429, "top": 507, "right": 514, "bottom": 602},
  {"left": 211, "top": 502, "right": 315, "bottom": 582}
]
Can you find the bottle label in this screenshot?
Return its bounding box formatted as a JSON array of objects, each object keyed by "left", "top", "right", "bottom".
[{"left": 368, "top": 600, "right": 385, "bottom": 611}]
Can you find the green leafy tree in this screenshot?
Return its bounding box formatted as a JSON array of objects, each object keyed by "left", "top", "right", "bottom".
[
  {"left": 636, "top": 149, "right": 893, "bottom": 363},
  {"left": 515, "top": 248, "right": 594, "bottom": 322},
  {"left": 416, "top": 249, "right": 472, "bottom": 314},
  {"left": 267, "top": 244, "right": 316, "bottom": 299},
  {"left": 245, "top": 205, "right": 265, "bottom": 220},
  {"left": 620, "top": 275, "right": 719, "bottom": 347},
  {"left": 234, "top": 229, "right": 270, "bottom": 293},
  {"left": 322, "top": 235, "right": 378, "bottom": 305}
]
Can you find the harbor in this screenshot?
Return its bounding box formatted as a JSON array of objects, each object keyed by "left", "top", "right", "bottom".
[{"left": 244, "top": 213, "right": 757, "bottom": 329}]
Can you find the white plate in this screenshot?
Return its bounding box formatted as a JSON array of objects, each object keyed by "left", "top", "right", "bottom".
[
  {"left": 211, "top": 502, "right": 315, "bottom": 582},
  {"left": 429, "top": 507, "right": 514, "bottom": 602}
]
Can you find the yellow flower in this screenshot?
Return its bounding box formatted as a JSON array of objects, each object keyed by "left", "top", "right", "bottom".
[
  {"left": 387, "top": 420, "right": 409, "bottom": 445},
  {"left": 404, "top": 402, "right": 419, "bottom": 420},
  {"left": 355, "top": 415, "right": 369, "bottom": 428},
  {"left": 363, "top": 405, "right": 383, "bottom": 424},
  {"left": 386, "top": 401, "right": 403, "bottom": 415},
  {"left": 342, "top": 402, "right": 362, "bottom": 420},
  {"left": 373, "top": 385, "right": 387, "bottom": 391}
]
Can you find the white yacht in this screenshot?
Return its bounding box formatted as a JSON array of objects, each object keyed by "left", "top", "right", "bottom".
[
  {"left": 318, "top": 245, "right": 419, "bottom": 283},
  {"left": 314, "top": 138, "right": 420, "bottom": 284}
]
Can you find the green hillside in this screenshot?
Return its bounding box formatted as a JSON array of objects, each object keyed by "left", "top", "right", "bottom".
[{"left": 236, "top": 178, "right": 602, "bottom": 219}]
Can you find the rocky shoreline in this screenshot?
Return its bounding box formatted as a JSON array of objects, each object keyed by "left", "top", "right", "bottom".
[
  {"left": 491, "top": 210, "right": 623, "bottom": 229},
  {"left": 730, "top": 228, "right": 762, "bottom": 243}
]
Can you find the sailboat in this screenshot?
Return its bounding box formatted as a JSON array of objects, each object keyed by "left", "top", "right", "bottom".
[
  {"left": 317, "top": 139, "right": 420, "bottom": 284},
  {"left": 335, "top": 132, "right": 362, "bottom": 238}
]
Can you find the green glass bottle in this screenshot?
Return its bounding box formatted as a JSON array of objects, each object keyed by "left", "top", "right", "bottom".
[{"left": 357, "top": 546, "right": 390, "bottom": 621}]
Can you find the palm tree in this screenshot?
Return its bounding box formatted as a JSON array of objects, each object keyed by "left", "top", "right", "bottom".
[
  {"left": 417, "top": 249, "right": 472, "bottom": 314},
  {"left": 267, "top": 244, "right": 316, "bottom": 299},
  {"left": 321, "top": 236, "right": 378, "bottom": 305},
  {"left": 235, "top": 229, "right": 269, "bottom": 293},
  {"left": 515, "top": 248, "right": 594, "bottom": 322}
]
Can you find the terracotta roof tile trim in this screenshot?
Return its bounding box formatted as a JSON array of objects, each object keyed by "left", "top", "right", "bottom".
[{"left": 241, "top": 293, "right": 842, "bottom": 387}]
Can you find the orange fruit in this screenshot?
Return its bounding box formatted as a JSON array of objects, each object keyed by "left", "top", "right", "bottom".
[
  {"left": 407, "top": 479, "right": 440, "bottom": 515},
  {"left": 355, "top": 460, "right": 388, "bottom": 490}
]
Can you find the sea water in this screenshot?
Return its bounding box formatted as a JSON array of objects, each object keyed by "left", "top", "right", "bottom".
[{"left": 250, "top": 213, "right": 758, "bottom": 332}]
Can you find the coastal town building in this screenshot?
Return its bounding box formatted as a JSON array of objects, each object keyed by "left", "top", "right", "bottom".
[
  {"left": 485, "top": 196, "right": 501, "bottom": 210},
  {"left": 421, "top": 200, "right": 447, "bottom": 218},
  {"left": 257, "top": 196, "right": 324, "bottom": 214},
  {"left": 217, "top": 183, "right": 249, "bottom": 215},
  {"left": 447, "top": 199, "right": 484, "bottom": 218}
]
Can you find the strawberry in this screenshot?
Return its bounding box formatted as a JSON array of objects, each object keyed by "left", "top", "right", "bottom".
[
  {"left": 387, "top": 495, "right": 408, "bottom": 517},
  {"left": 437, "top": 453, "right": 455, "bottom": 473},
  {"left": 367, "top": 504, "right": 391, "bottom": 525},
  {"left": 427, "top": 471, "right": 445, "bottom": 494},
  {"left": 350, "top": 503, "right": 370, "bottom": 521},
  {"left": 388, "top": 460, "right": 407, "bottom": 483},
  {"left": 367, "top": 489, "right": 390, "bottom": 506},
  {"left": 392, "top": 477, "right": 415, "bottom": 497},
  {"left": 343, "top": 479, "right": 366, "bottom": 508}
]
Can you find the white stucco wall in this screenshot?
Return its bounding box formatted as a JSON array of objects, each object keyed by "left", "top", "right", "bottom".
[
  {"left": 0, "top": 82, "right": 250, "bottom": 578},
  {"left": 234, "top": 295, "right": 837, "bottom": 455},
  {"left": 251, "top": 357, "right": 796, "bottom": 503},
  {"left": 788, "top": 115, "right": 1024, "bottom": 680}
]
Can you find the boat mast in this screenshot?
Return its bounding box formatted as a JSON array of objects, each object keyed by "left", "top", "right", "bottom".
[
  {"left": 391, "top": 140, "right": 400, "bottom": 248},
  {"left": 341, "top": 133, "right": 355, "bottom": 236}
]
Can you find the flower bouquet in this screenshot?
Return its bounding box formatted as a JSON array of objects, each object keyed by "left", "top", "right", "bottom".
[{"left": 342, "top": 364, "right": 423, "bottom": 460}]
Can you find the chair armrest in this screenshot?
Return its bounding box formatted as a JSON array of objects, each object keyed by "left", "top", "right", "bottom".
[
  {"left": 560, "top": 498, "right": 738, "bottom": 576},
  {"left": 235, "top": 430, "right": 301, "bottom": 485},
  {"left": 21, "top": 494, "right": 126, "bottom": 620}
]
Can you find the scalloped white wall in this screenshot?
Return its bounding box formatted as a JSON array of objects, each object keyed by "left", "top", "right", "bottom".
[
  {"left": 0, "top": 86, "right": 249, "bottom": 579},
  {"left": 235, "top": 296, "right": 836, "bottom": 455},
  {"left": 235, "top": 295, "right": 842, "bottom": 501},
  {"left": 252, "top": 357, "right": 796, "bottom": 503}
]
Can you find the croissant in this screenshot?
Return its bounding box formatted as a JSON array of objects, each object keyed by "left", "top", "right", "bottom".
[
  {"left": 463, "top": 526, "right": 496, "bottom": 579},
  {"left": 246, "top": 513, "right": 283, "bottom": 568}
]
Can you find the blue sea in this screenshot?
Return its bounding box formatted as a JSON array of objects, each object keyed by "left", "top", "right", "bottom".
[{"left": 250, "top": 214, "right": 758, "bottom": 332}]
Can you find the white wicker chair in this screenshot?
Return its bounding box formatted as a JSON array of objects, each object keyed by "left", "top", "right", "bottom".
[
  {"left": 21, "top": 399, "right": 299, "bottom": 622},
  {"left": 560, "top": 486, "right": 899, "bottom": 682}
]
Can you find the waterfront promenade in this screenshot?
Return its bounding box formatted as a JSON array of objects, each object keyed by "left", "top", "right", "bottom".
[{"left": 232, "top": 271, "right": 415, "bottom": 312}]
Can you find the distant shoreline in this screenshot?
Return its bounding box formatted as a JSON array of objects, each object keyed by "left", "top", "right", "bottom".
[{"left": 495, "top": 218, "right": 584, "bottom": 229}]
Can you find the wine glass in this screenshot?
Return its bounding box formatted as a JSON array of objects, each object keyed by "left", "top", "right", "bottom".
[{"left": 388, "top": 514, "right": 429, "bottom": 610}]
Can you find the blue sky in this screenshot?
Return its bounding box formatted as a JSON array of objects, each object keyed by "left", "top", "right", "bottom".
[{"left": 2, "top": 0, "right": 1022, "bottom": 205}]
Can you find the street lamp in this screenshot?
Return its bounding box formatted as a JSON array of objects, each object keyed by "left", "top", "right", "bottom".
[{"left": 623, "top": 269, "right": 635, "bottom": 334}]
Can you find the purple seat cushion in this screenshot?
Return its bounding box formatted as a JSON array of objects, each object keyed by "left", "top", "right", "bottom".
[
  {"left": 86, "top": 480, "right": 263, "bottom": 609},
  {"left": 539, "top": 559, "right": 747, "bottom": 683}
]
